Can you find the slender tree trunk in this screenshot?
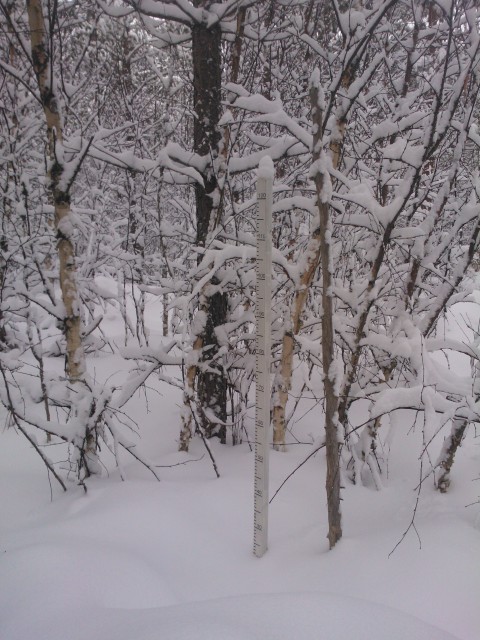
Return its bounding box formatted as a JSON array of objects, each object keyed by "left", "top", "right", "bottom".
[
  {"left": 0, "top": 234, "right": 7, "bottom": 349},
  {"left": 310, "top": 82, "right": 342, "bottom": 549},
  {"left": 271, "top": 229, "right": 321, "bottom": 450},
  {"left": 26, "top": 0, "right": 97, "bottom": 473},
  {"left": 1, "top": 3, "right": 20, "bottom": 350},
  {"left": 162, "top": 267, "right": 169, "bottom": 336},
  {"left": 27, "top": 0, "right": 86, "bottom": 384},
  {"left": 272, "top": 54, "right": 352, "bottom": 450}
]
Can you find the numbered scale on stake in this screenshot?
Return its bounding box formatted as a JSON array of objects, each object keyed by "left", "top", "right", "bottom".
[{"left": 254, "top": 158, "right": 273, "bottom": 558}]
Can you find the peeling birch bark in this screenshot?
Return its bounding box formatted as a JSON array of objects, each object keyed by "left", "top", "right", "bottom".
[
  {"left": 271, "top": 58, "right": 350, "bottom": 450},
  {"left": 26, "top": 0, "right": 86, "bottom": 384},
  {"left": 26, "top": 0, "right": 96, "bottom": 474},
  {"left": 271, "top": 230, "right": 321, "bottom": 450}
]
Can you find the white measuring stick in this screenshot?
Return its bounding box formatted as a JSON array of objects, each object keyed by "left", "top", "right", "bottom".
[{"left": 254, "top": 157, "right": 273, "bottom": 558}]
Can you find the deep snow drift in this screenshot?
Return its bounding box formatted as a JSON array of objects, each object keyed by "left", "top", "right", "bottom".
[{"left": 1, "top": 298, "right": 479, "bottom": 640}]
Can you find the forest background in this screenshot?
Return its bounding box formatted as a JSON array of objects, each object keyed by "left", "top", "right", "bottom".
[{"left": 1, "top": 1, "right": 480, "bottom": 637}]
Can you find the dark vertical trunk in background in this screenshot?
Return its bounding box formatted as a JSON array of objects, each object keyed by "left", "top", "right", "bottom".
[
  {"left": 0, "top": 234, "right": 7, "bottom": 348},
  {"left": 192, "top": 20, "right": 221, "bottom": 246},
  {"left": 191, "top": 14, "right": 227, "bottom": 441}
]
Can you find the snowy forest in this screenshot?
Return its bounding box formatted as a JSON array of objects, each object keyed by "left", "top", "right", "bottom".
[{"left": 1, "top": 1, "right": 480, "bottom": 639}]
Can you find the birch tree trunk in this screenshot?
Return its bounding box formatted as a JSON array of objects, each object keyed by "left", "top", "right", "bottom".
[
  {"left": 26, "top": 0, "right": 86, "bottom": 385},
  {"left": 271, "top": 64, "right": 352, "bottom": 450},
  {"left": 271, "top": 231, "right": 321, "bottom": 450},
  {"left": 25, "top": 0, "right": 99, "bottom": 473}
]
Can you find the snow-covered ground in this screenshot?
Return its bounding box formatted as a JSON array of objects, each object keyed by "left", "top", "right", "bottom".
[{"left": 1, "top": 295, "right": 479, "bottom": 640}]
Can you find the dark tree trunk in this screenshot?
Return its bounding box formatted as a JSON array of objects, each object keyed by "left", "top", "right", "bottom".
[
  {"left": 196, "top": 279, "right": 228, "bottom": 442},
  {"left": 192, "top": 19, "right": 222, "bottom": 248},
  {"left": 191, "top": 16, "right": 227, "bottom": 441},
  {"left": 437, "top": 418, "right": 468, "bottom": 493},
  {"left": 0, "top": 234, "right": 7, "bottom": 348}
]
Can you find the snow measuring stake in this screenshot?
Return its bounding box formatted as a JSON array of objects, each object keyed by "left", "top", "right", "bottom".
[{"left": 254, "top": 157, "right": 273, "bottom": 558}]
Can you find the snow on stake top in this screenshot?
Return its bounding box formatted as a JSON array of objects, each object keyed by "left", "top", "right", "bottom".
[{"left": 257, "top": 155, "right": 275, "bottom": 180}]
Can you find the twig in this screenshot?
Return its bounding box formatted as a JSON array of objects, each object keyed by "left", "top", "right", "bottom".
[
  {"left": 270, "top": 441, "right": 325, "bottom": 504},
  {"left": 389, "top": 457, "right": 423, "bottom": 557},
  {"left": 0, "top": 361, "right": 67, "bottom": 491},
  {"left": 118, "top": 440, "right": 161, "bottom": 481},
  {"left": 184, "top": 394, "right": 221, "bottom": 478},
  {"left": 156, "top": 455, "right": 204, "bottom": 468},
  {"left": 195, "top": 419, "right": 220, "bottom": 479},
  {"left": 17, "top": 420, "right": 67, "bottom": 491}
]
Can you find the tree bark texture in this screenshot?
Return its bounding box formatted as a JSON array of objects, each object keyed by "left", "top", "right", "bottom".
[
  {"left": 0, "top": 234, "right": 7, "bottom": 348},
  {"left": 436, "top": 418, "right": 467, "bottom": 493},
  {"left": 271, "top": 228, "right": 321, "bottom": 450},
  {"left": 26, "top": 0, "right": 86, "bottom": 385},
  {"left": 180, "top": 14, "right": 227, "bottom": 449},
  {"left": 271, "top": 0, "right": 358, "bottom": 450},
  {"left": 311, "top": 84, "right": 342, "bottom": 549}
]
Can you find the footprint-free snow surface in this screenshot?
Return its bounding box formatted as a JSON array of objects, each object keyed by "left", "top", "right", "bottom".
[{"left": 1, "top": 300, "right": 479, "bottom": 640}]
